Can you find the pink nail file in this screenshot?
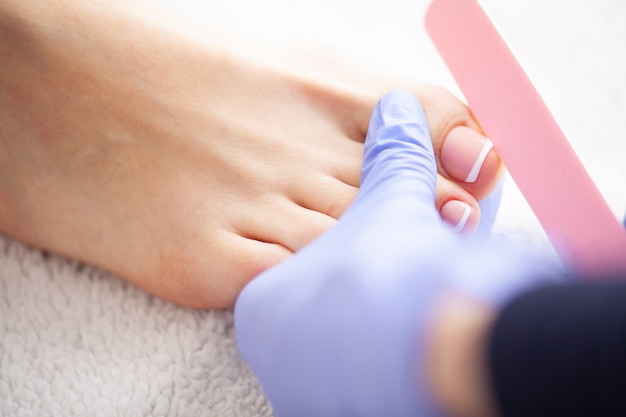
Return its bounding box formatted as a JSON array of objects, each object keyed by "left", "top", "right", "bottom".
[{"left": 425, "top": 0, "right": 626, "bottom": 276}]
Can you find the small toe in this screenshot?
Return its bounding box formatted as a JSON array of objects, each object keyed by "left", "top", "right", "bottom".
[
  {"left": 290, "top": 174, "right": 360, "bottom": 220},
  {"left": 233, "top": 194, "right": 338, "bottom": 253},
  {"left": 435, "top": 176, "right": 482, "bottom": 235}
]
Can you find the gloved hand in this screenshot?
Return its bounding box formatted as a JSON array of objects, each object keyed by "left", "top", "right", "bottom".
[{"left": 235, "top": 91, "right": 559, "bottom": 417}]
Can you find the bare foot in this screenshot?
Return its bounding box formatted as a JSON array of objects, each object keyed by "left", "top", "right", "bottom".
[{"left": 0, "top": 1, "right": 502, "bottom": 308}]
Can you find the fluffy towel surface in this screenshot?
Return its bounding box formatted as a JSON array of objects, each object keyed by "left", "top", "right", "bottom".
[
  {"left": 1, "top": 0, "right": 624, "bottom": 415},
  {"left": 0, "top": 237, "right": 271, "bottom": 416}
]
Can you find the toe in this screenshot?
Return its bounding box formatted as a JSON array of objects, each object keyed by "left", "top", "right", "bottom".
[
  {"left": 416, "top": 85, "right": 504, "bottom": 201},
  {"left": 435, "top": 176, "right": 481, "bottom": 235},
  {"left": 290, "top": 174, "right": 360, "bottom": 221},
  {"left": 234, "top": 194, "right": 339, "bottom": 252},
  {"left": 348, "top": 85, "right": 504, "bottom": 201},
  {"left": 438, "top": 125, "right": 503, "bottom": 201},
  {"left": 160, "top": 233, "right": 292, "bottom": 309}
]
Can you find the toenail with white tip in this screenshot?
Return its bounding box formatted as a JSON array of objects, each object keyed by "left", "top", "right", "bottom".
[
  {"left": 441, "top": 200, "right": 472, "bottom": 233},
  {"left": 441, "top": 126, "right": 493, "bottom": 184}
]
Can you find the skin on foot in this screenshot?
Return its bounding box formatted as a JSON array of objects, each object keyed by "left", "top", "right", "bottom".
[{"left": 0, "top": 1, "right": 502, "bottom": 308}]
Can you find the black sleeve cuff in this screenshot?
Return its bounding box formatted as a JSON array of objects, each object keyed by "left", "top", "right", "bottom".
[{"left": 487, "top": 280, "right": 626, "bottom": 417}]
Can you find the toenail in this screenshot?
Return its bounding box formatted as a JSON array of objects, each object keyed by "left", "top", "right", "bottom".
[
  {"left": 441, "top": 126, "right": 493, "bottom": 183},
  {"left": 440, "top": 200, "right": 473, "bottom": 233}
]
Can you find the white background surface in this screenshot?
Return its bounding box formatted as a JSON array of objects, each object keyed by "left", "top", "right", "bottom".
[{"left": 1, "top": 1, "right": 625, "bottom": 415}]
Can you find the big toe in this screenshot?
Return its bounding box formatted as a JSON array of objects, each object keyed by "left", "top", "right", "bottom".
[{"left": 438, "top": 125, "right": 502, "bottom": 200}]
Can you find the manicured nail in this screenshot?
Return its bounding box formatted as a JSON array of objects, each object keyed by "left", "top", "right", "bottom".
[
  {"left": 441, "top": 126, "right": 493, "bottom": 183},
  {"left": 440, "top": 200, "right": 473, "bottom": 233}
]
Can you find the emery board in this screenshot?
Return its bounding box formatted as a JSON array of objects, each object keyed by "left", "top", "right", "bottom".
[{"left": 425, "top": 0, "right": 626, "bottom": 276}]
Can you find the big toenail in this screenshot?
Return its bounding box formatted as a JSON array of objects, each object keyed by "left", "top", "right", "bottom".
[
  {"left": 440, "top": 200, "right": 473, "bottom": 233},
  {"left": 441, "top": 126, "right": 493, "bottom": 183}
]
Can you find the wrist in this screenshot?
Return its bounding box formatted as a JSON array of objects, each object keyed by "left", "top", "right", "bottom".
[{"left": 426, "top": 293, "right": 501, "bottom": 417}]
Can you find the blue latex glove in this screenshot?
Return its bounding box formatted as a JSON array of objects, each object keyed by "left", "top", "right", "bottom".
[
  {"left": 235, "top": 91, "right": 559, "bottom": 417},
  {"left": 476, "top": 178, "right": 502, "bottom": 238}
]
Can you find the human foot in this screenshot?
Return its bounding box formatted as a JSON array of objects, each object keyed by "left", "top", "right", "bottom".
[{"left": 0, "top": 1, "right": 502, "bottom": 308}]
